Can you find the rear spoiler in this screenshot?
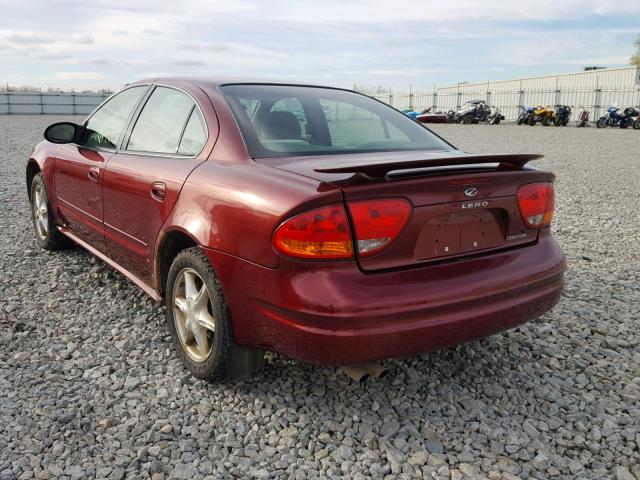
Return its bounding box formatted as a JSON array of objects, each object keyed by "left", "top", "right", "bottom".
[{"left": 314, "top": 153, "right": 543, "bottom": 179}]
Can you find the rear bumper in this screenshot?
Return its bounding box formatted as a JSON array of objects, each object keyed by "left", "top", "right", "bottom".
[{"left": 202, "top": 233, "right": 565, "bottom": 365}]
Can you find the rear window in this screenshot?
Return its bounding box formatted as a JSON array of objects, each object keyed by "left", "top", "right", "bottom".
[{"left": 221, "top": 84, "right": 449, "bottom": 158}]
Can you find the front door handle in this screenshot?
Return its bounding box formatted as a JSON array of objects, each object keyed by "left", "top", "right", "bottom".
[
  {"left": 151, "top": 181, "right": 166, "bottom": 201},
  {"left": 88, "top": 166, "right": 100, "bottom": 182}
]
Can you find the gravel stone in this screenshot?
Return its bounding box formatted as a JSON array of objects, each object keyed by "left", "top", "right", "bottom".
[{"left": 1, "top": 117, "right": 639, "bottom": 479}]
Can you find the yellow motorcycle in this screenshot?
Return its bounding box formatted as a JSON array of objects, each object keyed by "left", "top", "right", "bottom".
[{"left": 529, "top": 106, "right": 556, "bottom": 126}]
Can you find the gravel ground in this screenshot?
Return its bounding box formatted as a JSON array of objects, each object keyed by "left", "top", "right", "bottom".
[{"left": 1, "top": 116, "right": 639, "bottom": 480}]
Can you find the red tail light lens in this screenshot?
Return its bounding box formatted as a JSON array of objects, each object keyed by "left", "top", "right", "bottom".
[
  {"left": 274, "top": 205, "right": 353, "bottom": 259},
  {"left": 348, "top": 199, "right": 411, "bottom": 256},
  {"left": 517, "top": 182, "right": 555, "bottom": 228}
]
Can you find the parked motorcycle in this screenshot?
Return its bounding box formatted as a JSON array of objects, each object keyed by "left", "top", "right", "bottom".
[
  {"left": 575, "top": 108, "right": 590, "bottom": 127},
  {"left": 487, "top": 106, "right": 504, "bottom": 125},
  {"left": 622, "top": 107, "right": 640, "bottom": 129},
  {"left": 596, "top": 106, "right": 638, "bottom": 128},
  {"left": 530, "top": 106, "right": 555, "bottom": 126},
  {"left": 517, "top": 106, "right": 535, "bottom": 125},
  {"left": 554, "top": 105, "right": 572, "bottom": 126}
]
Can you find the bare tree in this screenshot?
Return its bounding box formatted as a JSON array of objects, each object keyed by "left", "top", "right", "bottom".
[{"left": 631, "top": 34, "right": 640, "bottom": 66}]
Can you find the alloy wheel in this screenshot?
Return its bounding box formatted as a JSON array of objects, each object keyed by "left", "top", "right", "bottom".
[
  {"left": 32, "top": 184, "right": 49, "bottom": 240},
  {"left": 172, "top": 268, "right": 216, "bottom": 362}
]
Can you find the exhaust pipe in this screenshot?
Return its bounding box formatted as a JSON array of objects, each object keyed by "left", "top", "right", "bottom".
[
  {"left": 339, "top": 365, "right": 370, "bottom": 383},
  {"left": 339, "top": 363, "right": 388, "bottom": 383},
  {"left": 362, "top": 363, "right": 389, "bottom": 379}
]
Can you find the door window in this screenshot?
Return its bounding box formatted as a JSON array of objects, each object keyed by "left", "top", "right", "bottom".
[
  {"left": 84, "top": 86, "right": 147, "bottom": 150},
  {"left": 127, "top": 87, "right": 195, "bottom": 154},
  {"left": 177, "top": 109, "right": 207, "bottom": 156}
]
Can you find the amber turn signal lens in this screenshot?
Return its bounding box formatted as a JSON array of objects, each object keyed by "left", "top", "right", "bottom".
[{"left": 273, "top": 205, "right": 353, "bottom": 259}]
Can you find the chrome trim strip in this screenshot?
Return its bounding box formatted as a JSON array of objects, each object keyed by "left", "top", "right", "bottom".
[
  {"left": 57, "top": 197, "right": 103, "bottom": 224},
  {"left": 104, "top": 222, "right": 148, "bottom": 247}
]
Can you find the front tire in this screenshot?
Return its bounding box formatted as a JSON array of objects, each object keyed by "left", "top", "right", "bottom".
[
  {"left": 29, "top": 173, "right": 72, "bottom": 250},
  {"left": 633, "top": 119, "right": 640, "bottom": 130},
  {"left": 596, "top": 118, "right": 607, "bottom": 128},
  {"left": 166, "top": 247, "right": 264, "bottom": 382}
]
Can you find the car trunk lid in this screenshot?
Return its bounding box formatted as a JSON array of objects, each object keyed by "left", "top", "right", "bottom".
[{"left": 260, "top": 150, "right": 553, "bottom": 271}]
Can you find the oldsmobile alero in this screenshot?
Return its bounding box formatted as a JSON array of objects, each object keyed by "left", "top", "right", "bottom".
[{"left": 26, "top": 78, "right": 565, "bottom": 381}]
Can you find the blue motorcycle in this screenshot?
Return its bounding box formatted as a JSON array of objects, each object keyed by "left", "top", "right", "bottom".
[
  {"left": 596, "top": 106, "right": 638, "bottom": 128},
  {"left": 517, "top": 106, "right": 535, "bottom": 125}
]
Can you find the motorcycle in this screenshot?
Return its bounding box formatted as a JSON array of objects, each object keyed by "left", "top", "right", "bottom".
[
  {"left": 530, "top": 106, "right": 555, "bottom": 126},
  {"left": 517, "top": 106, "right": 535, "bottom": 125},
  {"left": 487, "top": 106, "right": 504, "bottom": 125},
  {"left": 622, "top": 107, "right": 640, "bottom": 129},
  {"left": 596, "top": 106, "right": 638, "bottom": 128},
  {"left": 575, "top": 108, "right": 590, "bottom": 127},
  {"left": 554, "top": 105, "right": 571, "bottom": 126}
]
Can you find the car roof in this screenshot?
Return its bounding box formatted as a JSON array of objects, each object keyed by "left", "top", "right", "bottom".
[{"left": 129, "top": 77, "right": 347, "bottom": 91}]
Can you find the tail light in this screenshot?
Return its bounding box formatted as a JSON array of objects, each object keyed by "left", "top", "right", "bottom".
[
  {"left": 517, "top": 182, "right": 555, "bottom": 228},
  {"left": 348, "top": 198, "right": 411, "bottom": 256},
  {"left": 273, "top": 199, "right": 412, "bottom": 260},
  {"left": 273, "top": 205, "right": 353, "bottom": 259}
]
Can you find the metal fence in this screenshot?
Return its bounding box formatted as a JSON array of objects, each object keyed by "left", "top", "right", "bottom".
[
  {"left": 0, "top": 92, "right": 109, "bottom": 115},
  {"left": 358, "top": 86, "right": 640, "bottom": 121}
]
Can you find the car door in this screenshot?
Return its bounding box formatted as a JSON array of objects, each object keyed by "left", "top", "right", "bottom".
[
  {"left": 53, "top": 86, "right": 148, "bottom": 253},
  {"left": 102, "top": 85, "right": 210, "bottom": 284}
]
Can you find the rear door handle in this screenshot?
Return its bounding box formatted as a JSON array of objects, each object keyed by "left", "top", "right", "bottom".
[
  {"left": 150, "top": 181, "right": 166, "bottom": 201},
  {"left": 88, "top": 166, "right": 100, "bottom": 182}
]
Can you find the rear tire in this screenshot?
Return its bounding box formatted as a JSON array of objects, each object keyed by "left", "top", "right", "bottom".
[
  {"left": 166, "top": 247, "right": 264, "bottom": 382},
  {"left": 542, "top": 117, "right": 551, "bottom": 126},
  {"left": 29, "top": 173, "right": 73, "bottom": 251},
  {"left": 529, "top": 117, "right": 537, "bottom": 126},
  {"left": 634, "top": 120, "right": 640, "bottom": 130}
]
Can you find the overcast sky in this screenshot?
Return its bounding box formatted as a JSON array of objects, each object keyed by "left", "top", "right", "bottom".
[{"left": 0, "top": 0, "right": 638, "bottom": 91}]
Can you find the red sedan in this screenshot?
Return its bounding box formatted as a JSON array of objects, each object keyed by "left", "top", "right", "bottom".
[{"left": 27, "top": 79, "right": 565, "bottom": 382}]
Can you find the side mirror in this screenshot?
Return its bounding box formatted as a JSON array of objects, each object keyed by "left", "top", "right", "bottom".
[{"left": 44, "top": 122, "right": 81, "bottom": 144}]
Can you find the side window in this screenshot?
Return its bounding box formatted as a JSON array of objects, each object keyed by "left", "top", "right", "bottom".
[
  {"left": 84, "top": 86, "right": 146, "bottom": 149},
  {"left": 127, "top": 87, "right": 194, "bottom": 154},
  {"left": 320, "top": 99, "right": 411, "bottom": 148},
  {"left": 177, "top": 109, "right": 207, "bottom": 156}
]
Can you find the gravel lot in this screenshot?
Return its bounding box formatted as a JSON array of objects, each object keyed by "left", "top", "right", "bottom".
[{"left": 1, "top": 116, "right": 639, "bottom": 480}]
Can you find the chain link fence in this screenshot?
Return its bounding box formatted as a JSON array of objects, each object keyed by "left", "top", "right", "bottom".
[
  {"left": 0, "top": 92, "right": 110, "bottom": 115},
  {"left": 357, "top": 86, "right": 640, "bottom": 122}
]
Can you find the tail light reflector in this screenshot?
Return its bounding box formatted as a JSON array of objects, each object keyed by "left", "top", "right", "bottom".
[
  {"left": 517, "top": 182, "right": 555, "bottom": 228},
  {"left": 348, "top": 198, "right": 411, "bottom": 256},
  {"left": 273, "top": 205, "right": 353, "bottom": 259}
]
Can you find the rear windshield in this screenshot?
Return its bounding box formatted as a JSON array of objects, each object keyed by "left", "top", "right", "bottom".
[{"left": 221, "top": 84, "right": 450, "bottom": 158}]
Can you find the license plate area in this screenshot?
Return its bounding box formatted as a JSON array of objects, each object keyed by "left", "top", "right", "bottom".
[{"left": 415, "top": 210, "right": 503, "bottom": 259}]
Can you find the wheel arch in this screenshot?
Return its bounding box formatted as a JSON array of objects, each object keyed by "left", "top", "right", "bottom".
[
  {"left": 155, "top": 228, "right": 201, "bottom": 299},
  {"left": 26, "top": 159, "right": 41, "bottom": 200}
]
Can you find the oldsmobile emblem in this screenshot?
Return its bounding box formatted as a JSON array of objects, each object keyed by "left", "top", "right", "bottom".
[{"left": 464, "top": 187, "right": 477, "bottom": 197}]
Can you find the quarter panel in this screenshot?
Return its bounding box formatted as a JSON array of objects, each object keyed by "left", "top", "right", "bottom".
[{"left": 160, "top": 160, "right": 342, "bottom": 269}]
